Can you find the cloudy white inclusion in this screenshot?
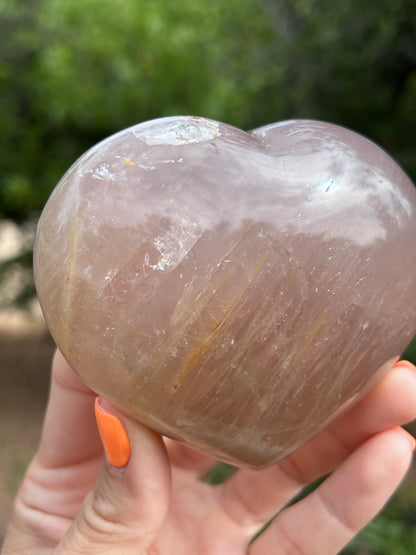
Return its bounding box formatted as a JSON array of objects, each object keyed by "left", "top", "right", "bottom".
[
  {"left": 133, "top": 118, "right": 221, "bottom": 146},
  {"left": 145, "top": 215, "right": 201, "bottom": 272}
]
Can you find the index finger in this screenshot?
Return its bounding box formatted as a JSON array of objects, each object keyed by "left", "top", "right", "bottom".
[{"left": 36, "top": 349, "right": 103, "bottom": 468}]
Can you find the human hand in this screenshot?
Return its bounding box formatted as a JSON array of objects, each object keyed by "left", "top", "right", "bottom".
[{"left": 2, "top": 351, "right": 416, "bottom": 554}]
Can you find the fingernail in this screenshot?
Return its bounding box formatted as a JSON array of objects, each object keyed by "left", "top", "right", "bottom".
[
  {"left": 393, "top": 359, "right": 416, "bottom": 372},
  {"left": 95, "top": 397, "right": 131, "bottom": 468}
]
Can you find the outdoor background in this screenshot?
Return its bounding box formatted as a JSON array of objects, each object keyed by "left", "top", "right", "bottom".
[{"left": 1, "top": 0, "right": 416, "bottom": 552}]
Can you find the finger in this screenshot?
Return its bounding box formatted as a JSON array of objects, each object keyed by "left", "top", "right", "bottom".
[
  {"left": 37, "top": 349, "right": 103, "bottom": 469},
  {"left": 5, "top": 353, "right": 170, "bottom": 553},
  {"left": 218, "top": 362, "right": 416, "bottom": 528},
  {"left": 337, "top": 360, "right": 416, "bottom": 437},
  {"left": 279, "top": 360, "right": 416, "bottom": 482},
  {"left": 249, "top": 427, "right": 415, "bottom": 555},
  {"left": 55, "top": 398, "right": 171, "bottom": 554},
  {"left": 165, "top": 362, "right": 415, "bottom": 480},
  {"left": 164, "top": 437, "right": 219, "bottom": 478},
  {"left": 2, "top": 350, "right": 105, "bottom": 553}
]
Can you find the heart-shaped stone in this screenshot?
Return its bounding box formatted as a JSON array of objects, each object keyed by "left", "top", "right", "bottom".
[{"left": 34, "top": 117, "right": 416, "bottom": 468}]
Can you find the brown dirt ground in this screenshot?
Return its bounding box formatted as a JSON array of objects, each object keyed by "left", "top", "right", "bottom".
[
  {"left": 0, "top": 313, "right": 55, "bottom": 543},
  {"left": 0, "top": 312, "right": 415, "bottom": 548}
]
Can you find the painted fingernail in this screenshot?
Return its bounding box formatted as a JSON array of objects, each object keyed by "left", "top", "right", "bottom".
[
  {"left": 95, "top": 397, "right": 131, "bottom": 468},
  {"left": 393, "top": 360, "right": 416, "bottom": 372}
]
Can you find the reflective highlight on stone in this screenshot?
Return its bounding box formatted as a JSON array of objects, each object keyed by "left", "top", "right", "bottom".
[{"left": 34, "top": 116, "right": 416, "bottom": 468}]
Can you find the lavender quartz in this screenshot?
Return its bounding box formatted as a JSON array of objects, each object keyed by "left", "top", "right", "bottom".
[{"left": 34, "top": 117, "right": 416, "bottom": 468}]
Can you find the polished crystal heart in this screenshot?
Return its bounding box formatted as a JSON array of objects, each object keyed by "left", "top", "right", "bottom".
[{"left": 34, "top": 117, "right": 416, "bottom": 468}]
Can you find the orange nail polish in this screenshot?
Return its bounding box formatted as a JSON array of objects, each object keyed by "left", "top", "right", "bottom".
[
  {"left": 393, "top": 359, "right": 416, "bottom": 372},
  {"left": 95, "top": 397, "right": 131, "bottom": 467}
]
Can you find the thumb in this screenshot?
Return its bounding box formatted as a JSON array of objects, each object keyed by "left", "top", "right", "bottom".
[{"left": 56, "top": 397, "right": 171, "bottom": 554}]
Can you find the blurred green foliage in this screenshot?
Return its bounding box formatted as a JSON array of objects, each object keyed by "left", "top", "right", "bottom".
[
  {"left": 1, "top": 0, "right": 416, "bottom": 220},
  {"left": 1, "top": 1, "right": 416, "bottom": 551},
  {"left": 344, "top": 475, "right": 416, "bottom": 554},
  {"left": 0, "top": 0, "right": 274, "bottom": 219}
]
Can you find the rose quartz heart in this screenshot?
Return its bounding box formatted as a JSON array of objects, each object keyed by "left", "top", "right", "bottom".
[{"left": 34, "top": 117, "right": 416, "bottom": 468}]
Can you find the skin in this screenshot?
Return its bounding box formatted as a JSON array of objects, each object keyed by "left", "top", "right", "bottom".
[{"left": 2, "top": 351, "right": 416, "bottom": 554}]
